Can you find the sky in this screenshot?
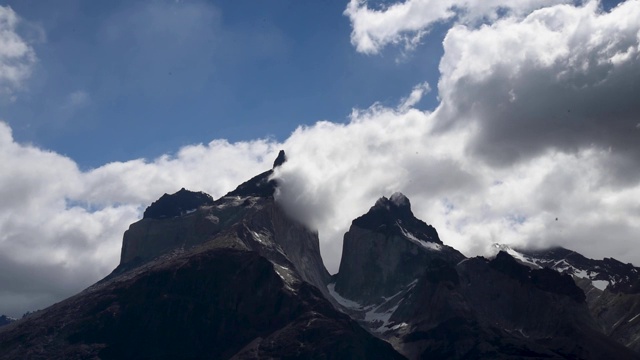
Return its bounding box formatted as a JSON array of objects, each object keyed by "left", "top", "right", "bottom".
[{"left": 0, "top": 0, "right": 639, "bottom": 317}]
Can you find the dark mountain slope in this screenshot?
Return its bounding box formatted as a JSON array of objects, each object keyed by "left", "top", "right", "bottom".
[
  {"left": 0, "top": 246, "right": 401, "bottom": 359},
  {"left": 503, "top": 245, "right": 640, "bottom": 353},
  {"left": 0, "top": 315, "right": 14, "bottom": 328}
]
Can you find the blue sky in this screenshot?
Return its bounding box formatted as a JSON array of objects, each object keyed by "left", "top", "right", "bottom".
[
  {"left": 2, "top": 0, "right": 443, "bottom": 168},
  {"left": 1, "top": 0, "right": 639, "bottom": 317}
]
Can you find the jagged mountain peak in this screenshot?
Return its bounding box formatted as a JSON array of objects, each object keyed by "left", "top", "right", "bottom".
[
  {"left": 489, "top": 251, "right": 587, "bottom": 303},
  {"left": 273, "top": 149, "right": 286, "bottom": 168},
  {"left": 493, "top": 243, "right": 640, "bottom": 294},
  {"left": 353, "top": 192, "right": 440, "bottom": 245},
  {"left": 334, "top": 193, "right": 465, "bottom": 304},
  {"left": 143, "top": 188, "right": 214, "bottom": 220},
  {"left": 372, "top": 192, "right": 412, "bottom": 216},
  {"left": 225, "top": 150, "right": 286, "bottom": 198}
]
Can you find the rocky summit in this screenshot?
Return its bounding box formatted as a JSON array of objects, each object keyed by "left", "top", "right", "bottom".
[
  {"left": 334, "top": 192, "right": 465, "bottom": 303},
  {"left": 1, "top": 151, "right": 640, "bottom": 359}
]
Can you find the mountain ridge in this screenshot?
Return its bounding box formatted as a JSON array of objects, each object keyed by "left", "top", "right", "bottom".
[{"left": 1, "top": 152, "right": 639, "bottom": 359}]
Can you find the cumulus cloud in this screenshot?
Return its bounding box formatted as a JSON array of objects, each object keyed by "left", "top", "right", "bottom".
[
  {"left": 0, "top": 6, "right": 36, "bottom": 99},
  {"left": 344, "top": 0, "right": 571, "bottom": 54},
  {"left": 436, "top": 0, "right": 640, "bottom": 176}
]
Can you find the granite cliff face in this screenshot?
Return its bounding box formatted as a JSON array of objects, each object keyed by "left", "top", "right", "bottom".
[{"left": 334, "top": 193, "right": 465, "bottom": 303}]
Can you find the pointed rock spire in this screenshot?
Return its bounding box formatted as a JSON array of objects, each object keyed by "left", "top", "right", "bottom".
[
  {"left": 226, "top": 150, "right": 286, "bottom": 198},
  {"left": 273, "top": 150, "right": 286, "bottom": 168}
]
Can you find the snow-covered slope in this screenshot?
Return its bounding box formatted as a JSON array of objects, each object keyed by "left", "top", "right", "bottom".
[
  {"left": 491, "top": 244, "right": 640, "bottom": 293},
  {"left": 492, "top": 243, "right": 640, "bottom": 353}
]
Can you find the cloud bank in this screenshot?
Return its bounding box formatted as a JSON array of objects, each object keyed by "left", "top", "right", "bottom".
[{"left": 1, "top": 0, "right": 640, "bottom": 317}]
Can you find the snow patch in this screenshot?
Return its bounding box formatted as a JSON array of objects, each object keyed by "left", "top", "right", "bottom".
[
  {"left": 251, "top": 230, "right": 268, "bottom": 245},
  {"left": 216, "top": 196, "right": 253, "bottom": 209},
  {"left": 327, "top": 280, "right": 419, "bottom": 333},
  {"left": 504, "top": 248, "right": 540, "bottom": 268},
  {"left": 573, "top": 269, "right": 589, "bottom": 279},
  {"left": 273, "top": 264, "right": 297, "bottom": 292},
  {"left": 492, "top": 244, "right": 540, "bottom": 268},
  {"left": 592, "top": 280, "right": 609, "bottom": 291},
  {"left": 552, "top": 259, "right": 569, "bottom": 270},
  {"left": 390, "top": 322, "right": 409, "bottom": 330},
  {"left": 327, "top": 283, "right": 364, "bottom": 309},
  {"left": 365, "top": 303, "right": 400, "bottom": 332},
  {"left": 397, "top": 222, "right": 441, "bottom": 251}
]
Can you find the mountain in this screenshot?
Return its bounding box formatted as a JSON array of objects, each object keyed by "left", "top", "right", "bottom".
[
  {"left": 329, "top": 195, "right": 639, "bottom": 359},
  {"left": 334, "top": 193, "right": 465, "bottom": 303},
  {"left": 495, "top": 244, "right": 640, "bottom": 353},
  {"left": 0, "top": 151, "right": 403, "bottom": 359},
  {"left": 1, "top": 152, "right": 639, "bottom": 359}
]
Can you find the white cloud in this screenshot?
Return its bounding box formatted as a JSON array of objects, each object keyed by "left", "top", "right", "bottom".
[
  {"left": 398, "top": 81, "right": 431, "bottom": 112},
  {"left": 344, "top": 0, "right": 573, "bottom": 54},
  {"left": 436, "top": 0, "right": 640, "bottom": 172},
  {"left": 0, "top": 6, "right": 36, "bottom": 99}
]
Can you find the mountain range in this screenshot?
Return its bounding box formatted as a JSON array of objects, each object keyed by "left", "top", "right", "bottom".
[{"left": 1, "top": 151, "right": 639, "bottom": 359}]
